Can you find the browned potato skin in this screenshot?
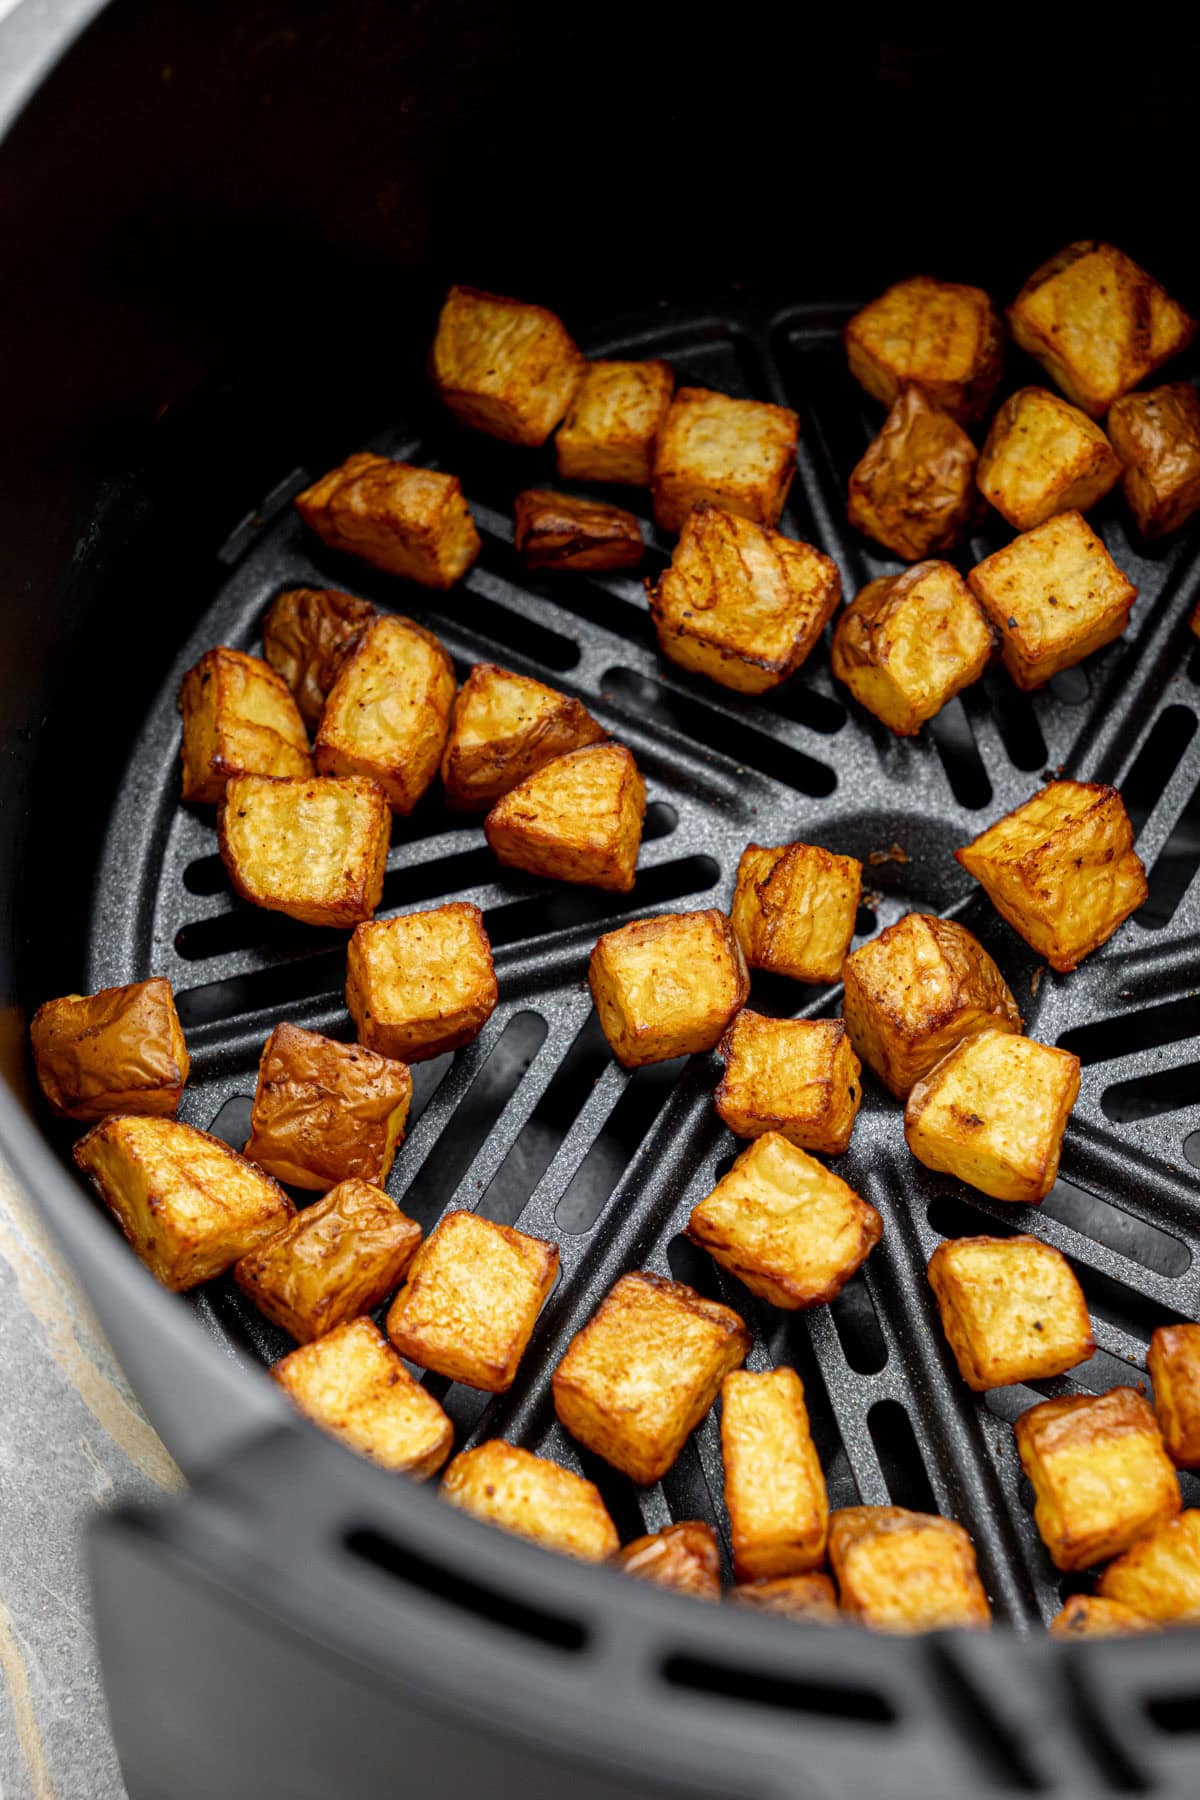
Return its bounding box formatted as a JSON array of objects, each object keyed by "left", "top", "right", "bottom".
[
  {"left": 235, "top": 1179, "right": 422, "bottom": 1343},
  {"left": 847, "top": 386, "right": 978, "bottom": 560},
  {"left": 217, "top": 773, "right": 391, "bottom": 929},
  {"left": 731, "top": 842, "right": 863, "bottom": 984},
  {"left": 315, "top": 614, "right": 456, "bottom": 815},
  {"left": 556, "top": 358, "right": 675, "bottom": 486},
  {"left": 976, "top": 387, "right": 1121, "bottom": 531},
  {"left": 844, "top": 277, "right": 1004, "bottom": 423},
  {"left": 652, "top": 388, "right": 799, "bottom": 533},
  {"left": 485, "top": 743, "right": 645, "bottom": 893},
  {"left": 729, "top": 1573, "right": 839, "bottom": 1621},
  {"left": 345, "top": 902, "right": 498, "bottom": 1063},
  {"left": 441, "top": 663, "right": 604, "bottom": 812},
  {"left": 588, "top": 910, "right": 750, "bottom": 1068},
  {"left": 272, "top": 1316, "right": 452, "bottom": 1477},
  {"left": 927, "top": 1235, "right": 1094, "bottom": 1391},
  {"left": 262, "top": 587, "right": 375, "bottom": 727},
  {"left": 831, "top": 563, "right": 995, "bottom": 737},
  {"left": 441, "top": 1441, "right": 619, "bottom": 1560},
  {"left": 1049, "top": 1595, "right": 1157, "bottom": 1639},
  {"left": 828, "top": 1506, "right": 992, "bottom": 1632},
  {"left": 716, "top": 1012, "right": 862, "bottom": 1156},
  {"left": 295, "top": 452, "right": 481, "bottom": 588},
  {"left": 178, "top": 646, "right": 312, "bottom": 805},
  {"left": 612, "top": 1522, "right": 722, "bottom": 1600},
  {"left": 432, "top": 285, "right": 584, "bottom": 446},
  {"left": 30, "top": 978, "right": 189, "bottom": 1122},
  {"left": 513, "top": 489, "right": 644, "bottom": 573},
  {"left": 242, "top": 1022, "right": 413, "bottom": 1192},
  {"left": 1148, "top": 1324, "right": 1200, "bottom": 1467},
  {"left": 1107, "top": 383, "right": 1200, "bottom": 537},
  {"left": 1098, "top": 1510, "right": 1200, "bottom": 1623}
]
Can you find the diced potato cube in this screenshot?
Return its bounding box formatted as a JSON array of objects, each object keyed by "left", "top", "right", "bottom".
[
  {"left": 513, "top": 489, "right": 643, "bottom": 573},
  {"left": 345, "top": 902, "right": 498, "bottom": 1063},
  {"left": 262, "top": 586, "right": 375, "bottom": 727},
  {"left": 721, "top": 1367, "right": 828, "bottom": 1579},
  {"left": 1147, "top": 1324, "right": 1200, "bottom": 1467},
  {"left": 729, "top": 1573, "right": 839, "bottom": 1620},
  {"left": 271, "top": 1316, "right": 451, "bottom": 1477},
  {"left": 1014, "top": 1387, "right": 1181, "bottom": 1571},
  {"left": 831, "top": 562, "right": 994, "bottom": 737},
  {"left": 441, "top": 1441, "right": 618, "bottom": 1560},
  {"left": 905, "top": 1029, "right": 1079, "bottom": 1204},
  {"left": 847, "top": 387, "right": 978, "bottom": 560},
  {"left": 314, "top": 614, "right": 456, "bottom": 814},
  {"left": 235, "top": 1178, "right": 421, "bottom": 1342},
  {"left": 432, "top": 285, "right": 583, "bottom": 445},
  {"left": 652, "top": 388, "right": 799, "bottom": 533},
  {"left": 441, "top": 662, "right": 604, "bottom": 811},
  {"left": 927, "top": 1235, "right": 1094, "bottom": 1391},
  {"left": 828, "top": 1506, "right": 992, "bottom": 1632},
  {"left": 74, "top": 1115, "right": 294, "bottom": 1292},
  {"left": 731, "top": 841, "right": 862, "bottom": 984},
  {"left": 716, "top": 1012, "right": 862, "bottom": 1156},
  {"left": 242, "top": 1022, "right": 413, "bottom": 1191},
  {"left": 1098, "top": 1510, "right": 1200, "bottom": 1622},
  {"left": 588, "top": 909, "right": 750, "bottom": 1068},
  {"left": 556, "top": 358, "right": 675, "bottom": 486},
  {"left": 552, "top": 1271, "right": 750, "bottom": 1485},
  {"left": 1107, "top": 383, "right": 1200, "bottom": 538},
  {"left": 687, "top": 1131, "right": 882, "bottom": 1310},
  {"left": 612, "top": 1522, "right": 721, "bottom": 1600},
  {"left": 844, "top": 277, "right": 1004, "bottom": 422},
  {"left": 484, "top": 742, "right": 646, "bottom": 892},
  {"left": 295, "top": 452, "right": 480, "bottom": 588},
  {"left": 30, "top": 978, "right": 189, "bottom": 1122},
  {"left": 1049, "top": 1595, "right": 1157, "bottom": 1639},
  {"left": 178, "top": 646, "right": 312, "bottom": 805},
  {"left": 218, "top": 773, "right": 390, "bottom": 928},
  {"left": 977, "top": 387, "right": 1121, "bottom": 531},
  {"left": 648, "top": 503, "right": 839, "bottom": 694},
  {"left": 386, "top": 1209, "right": 559, "bottom": 1393},
  {"left": 956, "top": 780, "right": 1147, "bottom": 972},
  {"left": 967, "top": 510, "right": 1137, "bottom": 691},
  {"left": 841, "top": 913, "right": 1021, "bottom": 1099},
  {"left": 1008, "top": 241, "right": 1195, "bottom": 417}
]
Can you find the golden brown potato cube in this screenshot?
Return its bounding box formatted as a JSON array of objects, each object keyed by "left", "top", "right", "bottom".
[
  {"left": 271, "top": 1316, "right": 451, "bottom": 1477},
  {"left": 314, "top": 614, "right": 456, "bottom": 814},
  {"left": 261, "top": 586, "right": 375, "bottom": 727},
  {"left": 648, "top": 503, "right": 839, "bottom": 694},
  {"left": 1108, "top": 383, "right": 1200, "bottom": 538},
  {"left": 927, "top": 1235, "right": 1094, "bottom": 1392},
  {"left": 905, "top": 1028, "right": 1079, "bottom": 1205},
  {"left": 841, "top": 913, "right": 1021, "bottom": 1099},
  {"left": 235, "top": 1179, "right": 421, "bottom": 1343},
  {"left": 441, "top": 1441, "right": 618, "bottom": 1560},
  {"left": 485, "top": 742, "right": 645, "bottom": 893},
  {"left": 729, "top": 1573, "right": 840, "bottom": 1621},
  {"left": 242, "top": 1022, "right": 413, "bottom": 1192},
  {"left": 556, "top": 358, "right": 675, "bottom": 486},
  {"left": 731, "top": 841, "right": 862, "bottom": 984},
  {"left": 1098, "top": 1510, "right": 1200, "bottom": 1622},
  {"left": 716, "top": 1013, "right": 862, "bottom": 1156},
  {"left": 178, "top": 645, "right": 311, "bottom": 806},
  {"left": 441, "top": 662, "right": 604, "bottom": 812},
  {"left": 956, "top": 780, "right": 1148, "bottom": 972},
  {"left": 588, "top": 909, "right": 750, "bottom": 1068},
  {"left": 687, "top": 1131, "right": 881, "bottom": 1310},
  {"left": 432, "top": 284, "right": 583, "bottom": 446},
  {"left": 552, "top": 1271, "right": 750, "bottom": 1485},
  {"left": 345, "top": 902, "right": 498, "bottom": 1063},
  {"left": 386, "top": 1209, "right": 559, "bottom": 1393},
  {"left": 828, "top": 1506, "right": 991, "bottom": 1632},
  {"left": 1008, "top": 241, "right": 1196, "bottom": 418},
  {"left": 844, "top": 277, "right": 1004, "bottom": 423},
  {"left": 295, "top": 451, "right": 480, "bottom": 589},
  {"left": 513, "top": 489, "right": 643, "bottom": 573},
  {"left": 831, "top": 562, "right": 994, "bottom": 737},
  {"left": 721, "top": 1367, "right": 828, "bottom": 1579},
  {"left": 218, "top": 773, "right": 390, "bottom": 928},
  {"left": 74, "top": 1115, "right": 293, "bottom": 1292},
  {"left": 847, "top": 387, "right": 978, "bottom": 560},
  {"left": 1015, "top": 1387, "right": 1181, "bottom": 1572},
  {"left": 977, "top": 387, "right": 1122, "bottom": 532},
  {"left": 612, "top": 1522, "right": 721, "bottom": 1600},
  {"left": 1147, "top": 1324, "right": 1200, "bottom": 1467},
  {"left": 652, "top": 388, "right": 799, "bottom": 533},
  {"left": 1049, "top": 1595, "right": 1158, "bottom": 1639},
  {"left": 30, "top": 978, "right": 189, "bottom": 1122}
]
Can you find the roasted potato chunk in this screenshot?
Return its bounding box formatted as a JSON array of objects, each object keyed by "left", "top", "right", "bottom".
[
  {"left": 841, "top": 913, "right": 1021, "bottom": 1099},
  {"left": 178, "top": 646, "right": 311, "bottom": 806},
  {"left": 74, "top": 1115, "right": 293, "bottom": 1292},
  {"left": 731, "top": 841, "right": 862, "bottom": 984},
  {"left": 345, "top": 902, "right": 498, "bottom": 1063},
  {"left": 514, "top": 489, "right": 643, "bottom": 573},
  {"left": 588, "top": 909, "right": 750, "bottom": 1068},
  {"left": 1147, "top": 1324, "right": 1200, "bottom": 1467},
  {"left": 648, "top": 503, "right": 839, "bottom": 694},
  {"left": 927, "top": 1235, "right": 1094, "bottom": 1391},
  {"left": 441, "top": 662, "right": 604, "bottom": 811},
  {"left": 1008, "top": 241, "right": 1195, "bottom": 418},
  {"left": 432, "top": 284, "right": 583, "bottom": 445},
  {"left": 846, "top": 387, "right": 978, "bottom": 560},
  {"left": 1098, "top": 1510, "right": 1200, "bottom": 1623},
  {"left": 235, "top": 1179, "right": 421, "bottom": 1343},
  {"left": 1107, "top": 382, "right": 1200, "bottom": 538},
  {"left": 314, "top": 614, "right": 456, "bottom": 814},
  {"left": 484, "top": 742, "right": 646, "bottom": 893},
  {"left": 295, "top": 452, "right": 480, "bottom": 589},
  {"left": 218, "top": 773, "right": 390, "bottom": 928},
  {"left": 729, "top": 1573, "right": 840, "bottom": 1621},
  {"left": 652, "top": 388, "right": 799, "bottom": 533},
  {"left": 831, "top": 562, "right": 994, "bottom": 737},
  {"left": 721, "top": 1367, "right": 828, "bottom": 1579},
  {"left": 1049, "top": 1595, "right": 1157, "bottom": 1639},
  {"left": 977, "top": 387, "right": 1121, "bottom": 531},
  {"left": 556, "top": 358, "right": 675, "bottom": 486},
  {"left": 271, "top": 1316, "right": 451, "bottom": 1477},
  {"left": 441, "top": 1441, "right": 619, "bottom": 1560},
  {"left": 612, "top": 1522, "right": 721, "bottom": 1600},
  {"left": 30, "top": 978, "right": 189, "bottom": 1122},
  {"left": 828, "top": 1506, "right": 991, "bottom": 1632},
  {"left": 261, "top": 586, "right": 375, "bottom": 727},
  {"left": 844, "top": 277, "right": 1004, "bottom": 423},
  {"left": 687, "top": 1131, "right": 882, "bottom": 1310},
  {"left": 716, "top": 1012, "right": 862, "bottom": 1156},
  {"left": 552, "top": 1271, "right": 750, "bottom": 1485},
  {"left": 386, "top": 1209, "right": 559, "bottom": 1393},
  {"left": 242, "top": 1022, "right": 413, "bottom": 1192},
  {"left": 956, "top": 781, "right": 1147, "bottom": 972}
]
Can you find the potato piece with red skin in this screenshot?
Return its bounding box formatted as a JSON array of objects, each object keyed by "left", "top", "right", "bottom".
[
  {"left": 612, "top": 1522, "right": 721, "bottom": 1600},
  {"left": 513, "top": 489, "right": 643, "bottom": 573},
  {"left": 262, "top": 586, "right": 374, "bottom": 727},
  {"left": 242, "top": 1023, "right": 412, "bottom": 1192},
  {"left": 441, "top": 662, "right": 604, "bottom": 812},
  {"left": 1107, "top": 382, "right": 1200, "bottom": 537},
  {"left": 1147, "top": 1324, "right": 1200, "bottom": 1467},
  {"left": 847, "top": 386, "right": 978, "bottom": 560},
  {"left": 729, "top": 1574, "right": 840, "bottom": 1621},
  {"left": 30, "top": 978, "right": 189, "bottom": 1122}
]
